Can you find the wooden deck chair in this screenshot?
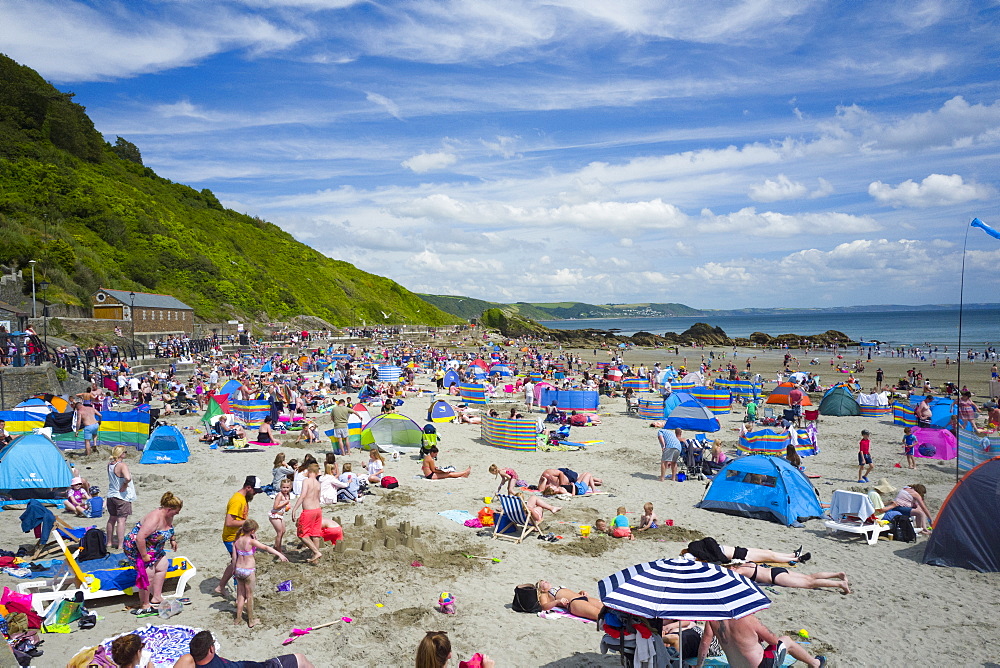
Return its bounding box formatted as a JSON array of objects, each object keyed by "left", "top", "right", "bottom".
[
  {"left": 491, "top": 494, "right": 542, "bottom": 544},
  {"left": 17, "top": 531, "right": 197, "bottom": 614},
  {"left": 33, "top": 521, "right": 87, "bottom": 560}
]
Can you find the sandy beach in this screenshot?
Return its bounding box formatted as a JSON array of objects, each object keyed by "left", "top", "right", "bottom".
[{"left": 6, "top": 341, "right": 1000, "bottom": 667}]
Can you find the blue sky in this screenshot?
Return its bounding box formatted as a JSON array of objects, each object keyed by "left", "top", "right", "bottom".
[{"left": 3, "top": 0, "right": 1000, "bottom": 309}]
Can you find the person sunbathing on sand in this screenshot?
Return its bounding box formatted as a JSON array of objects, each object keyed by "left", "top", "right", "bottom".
[
  {"left": 421, "top": 446, "right": 471, "bottom": 479},
  {"left": 535, "top": 580, "right": 602, "bottom": 621},
  {"left": 537, "top": 468, "right": 602, "bottom": 495},
  {"left": 684, "top": 537, "right": 810, "bottom": 565},
  {"left": 728, "top": 562, "right": 850, "bottom": 595},
  {"left": 517, "top": 490, "right": 560, "bottom": 522}
]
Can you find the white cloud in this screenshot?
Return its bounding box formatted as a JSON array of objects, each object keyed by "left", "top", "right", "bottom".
[
  {"left": 365, "top": 92, "right": 403, "bottom": 120},
  {"left": 401, "top": 151, "right": 458, "bottom": 173},
  {"left": 697, "top": 208, "right": 878, "bottom": 237},
  {"left": 868, "top": 174, "right": 994, "bottom": 208},
  {"left": 748, "top": 174, "right": 808, "bottom": 202},
  {"left": 0, "top": 1, "right": 303, "bottom": 81}
]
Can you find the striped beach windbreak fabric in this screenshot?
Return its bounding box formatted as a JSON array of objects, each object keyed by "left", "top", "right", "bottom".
[
  {"left": 481, "top": 416, "right": 538, "bottom": 451},
  {"left": 670, "top": 381, "right": 696, "bottom": 391},
  {"left": 622, "top": 377, "right": 649, "bottom": 391},
  {"left": 958, "top": 428, "right": 1000, "bottom": 474},
  {"left": 715, "top": 378, "right": 760, "bottom": 401},
  {"left": 598, "top": 557, "right": 770, "bottom": 621},
  {"left": 637, "top": 397, "right": 665, "bottom": 419},
  {"left": 859, "top": 404, "right": 892, "bottom": 418},
  {"left": 458, "top": 383, "right": 488, "bottom": 404},
  {"left": 99, "top": 410, "right": 151, "bottom": 448},
  {"left": 892, "top": 400, "right": 916, "bottom": 426},
  {"left": 0, "top": 409, "right": 45, "bottom": 436},
  {"left": 230, "top": 399, "right": 271, "bottom": 427},
  {"left": 690, "top": 387, "right": 732, "bottom": 414},
  {"left": 378, "top": 365, "right": 402, "bottom": 382},
  {"left": 737, "top": 428, "right": 790, "bottom": 455}
]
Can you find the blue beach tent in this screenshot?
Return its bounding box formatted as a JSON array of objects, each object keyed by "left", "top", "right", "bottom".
[
  {"left": 0, "top": 433, "right": 73, "bottom": 501},
  {"left": 219, "top": 379, "right": 242, "bottom": 396},
  {"left": 442, "top": 369, "right": 461, "bottom": 390},
  {"left": 663, "top": 398, "right": 720, "bottom": 433},
  {"left": 909, "top": 396, "right": 956, "bottom": 428},
  {"left": 140, "top": 425, "right": 191, "bottom": 464},
  {"left": 427, "top": 400, "right": 458, "bottom": 423},
  {"left": 661, "top": 391, "right": 696, "bottom": 417},
  {"left": 696, "top": 455, "right": 823, "bottom": 526}
]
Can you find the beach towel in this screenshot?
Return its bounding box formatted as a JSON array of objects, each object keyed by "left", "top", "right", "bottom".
[
  {"left": 537, "top": 608, "right": 594, "bottom": 624},
  {"left": 437, "top": 510, "right": 476, "bottom": 525}
]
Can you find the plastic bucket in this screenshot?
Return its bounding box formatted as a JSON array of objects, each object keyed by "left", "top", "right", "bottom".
[{"left": 579, "top": 525, "right": 591, "bottom": 537}]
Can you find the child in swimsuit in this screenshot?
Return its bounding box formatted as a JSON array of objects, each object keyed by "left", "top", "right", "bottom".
[
  {"left": 636, "top": 501, "right": 658, "bottom": 531},
  {"left": 268, "top": 479, "right": 292, "bottom": 553},
  {"left": 230, "top": 519, "right": 288, "bottom": 628},
  {"left": 488, "top": 464, "right": 521, "bottom": 494}
]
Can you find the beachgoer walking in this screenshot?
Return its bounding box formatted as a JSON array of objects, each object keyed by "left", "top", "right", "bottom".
[
  {"left": 658, "top": 427, "right": 683, "bottom": 481},
  {"left": 230, "top": 519, "right": 288, "bottom": 627},
  {"left": 857, "top": 429, "right": 873, "bottom": 483},
  {"left": 74, "top": 399, "right": 102, "bottom": 455},
  {"left": 291, "top": 462, "right": 325, "bottom": 563},
  {"left": 122, "top": 492, "right": 182, "bottom": 617},
  {"left": 329, "top": 399, "right": 360, "bottom": 456},
  {"left": 107, "top": 445, "right": 137, "bottom": 550}
]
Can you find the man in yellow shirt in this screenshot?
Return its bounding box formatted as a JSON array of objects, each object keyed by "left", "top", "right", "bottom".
[{"left": 213, "top": 476, "right": 263, "bottom": 595}]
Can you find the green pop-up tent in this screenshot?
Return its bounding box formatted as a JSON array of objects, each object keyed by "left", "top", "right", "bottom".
[{"left": 818, "top": 386, "right": 860, "bottom": 417}]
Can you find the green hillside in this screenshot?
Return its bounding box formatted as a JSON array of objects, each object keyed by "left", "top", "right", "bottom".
[{"left": 0, "top": 54, "right": 459, "bottom": 326}]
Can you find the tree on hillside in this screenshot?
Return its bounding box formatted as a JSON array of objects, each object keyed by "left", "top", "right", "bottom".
[{"left": 111, "top": 136, "right": 142, "bottom": 165}]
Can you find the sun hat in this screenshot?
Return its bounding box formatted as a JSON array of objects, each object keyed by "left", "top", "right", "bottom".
[
  {"left": 873, "top": 479, "right": 896, "bottom": 497},
  {"left": 71, "top": 477, "right": 84, "bottom": 485}
]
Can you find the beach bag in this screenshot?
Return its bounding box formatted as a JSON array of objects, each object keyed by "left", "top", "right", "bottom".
[
  {"left": 891, "top": 516, "right": 917, "bottom": 543},
  {"left": 380, "top": 476, "right": 399, "bottom": 489},
  {"left": 511, "top": 584, "right": 540, "bottom": 613}
]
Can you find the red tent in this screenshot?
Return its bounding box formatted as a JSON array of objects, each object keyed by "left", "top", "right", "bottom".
[{"left": 765, "top": 382, "right": 813, "bottom": 406}]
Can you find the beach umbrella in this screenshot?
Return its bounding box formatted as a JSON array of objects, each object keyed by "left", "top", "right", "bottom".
[
  {"left": 598, "top": 556, "right": 771, "bottom": 663},
  {"left": 664, "top": 398, "right": 720, "bottom": 432},
  {"left": 765, "top": 382, "right": 812, "bottom": 406},
  {"left": 598, "top": 557, "right": 770, "bottom": 621}
]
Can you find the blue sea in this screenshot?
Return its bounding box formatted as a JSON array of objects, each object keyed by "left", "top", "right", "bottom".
[{"left": 540, "top": 308, "right": 1000, "bottom": 349}]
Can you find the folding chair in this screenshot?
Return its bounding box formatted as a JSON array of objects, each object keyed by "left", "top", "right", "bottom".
[
  {"left": 492, "top": 494, "right": 542, "bottom": 543},
  {"left": 19, "top": 500, "right": 86, "bottom": 560}
]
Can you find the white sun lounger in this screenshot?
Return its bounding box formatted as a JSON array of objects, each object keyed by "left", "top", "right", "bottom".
[{"left": 824, "top": 490, "right": 887, "bottom": 545}]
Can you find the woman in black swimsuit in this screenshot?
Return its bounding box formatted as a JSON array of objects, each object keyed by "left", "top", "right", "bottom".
[
  {"left": 535, "top": 580, "right": 602, "bottom": 620},
  {"left": 256, "top": 416, "right": 277, "bottom": 444},
  {"left": 731, "top": 563, "right": 851, "bottom": 595}
]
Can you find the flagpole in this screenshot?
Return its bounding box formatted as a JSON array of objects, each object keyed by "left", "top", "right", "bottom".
[{"left": 955, "top": 221, "right": 970, "bottom": 483}]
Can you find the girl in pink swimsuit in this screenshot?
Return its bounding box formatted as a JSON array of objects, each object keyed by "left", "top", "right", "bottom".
[{"left": 230, "top": 519, "right": 288, "bottom": 628}]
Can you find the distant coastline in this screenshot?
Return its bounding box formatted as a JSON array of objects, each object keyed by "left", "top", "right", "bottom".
[{"left": 542, "top": 303, "right": 1000, "bottom": 321}]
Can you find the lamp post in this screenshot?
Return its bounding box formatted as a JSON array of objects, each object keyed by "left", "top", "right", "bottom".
[
  {"left": 129, "top": 291, "right": 136, "bottom": 352},
  {"left": 38, "top": 281, "right": 49, "bottom": 348},
  {"left": 28, "top": 260, "right": 36, "bottom": 318}
]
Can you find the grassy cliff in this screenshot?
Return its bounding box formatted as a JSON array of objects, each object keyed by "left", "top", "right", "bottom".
[{"left": 0, "top": 54, "right": 459, "bottom": 326}]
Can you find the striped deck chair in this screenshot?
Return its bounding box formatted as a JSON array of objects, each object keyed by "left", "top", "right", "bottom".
[{"left": 492, "top": 494, "right": 542, "bottom": 543}]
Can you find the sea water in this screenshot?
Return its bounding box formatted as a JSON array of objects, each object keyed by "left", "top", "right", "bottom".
[{"left": 540, "top": 308, "right": 1000, "bottom": 349}]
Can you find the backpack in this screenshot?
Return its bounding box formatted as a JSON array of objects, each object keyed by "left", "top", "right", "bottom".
[
  {"left": 511, "top": 584, "right": 540, "bottom": 613},
  {"left": 380, "top": 476, "right": 399, "bottom": 489},
  {"left": 890, "top": 515, "right": 917, "bottom": 543}
]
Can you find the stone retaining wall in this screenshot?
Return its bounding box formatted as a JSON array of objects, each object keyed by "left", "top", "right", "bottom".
[{"left": 0, "top": 363, "right": 88, "bottom": 409}]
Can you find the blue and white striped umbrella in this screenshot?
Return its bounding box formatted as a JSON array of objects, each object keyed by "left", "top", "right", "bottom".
[
  {"left": 597, "top": 557, "right": 770, "bottom": 621},
  {"left": 377, "top": 365, "right": 402, "bottom": 382}
]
